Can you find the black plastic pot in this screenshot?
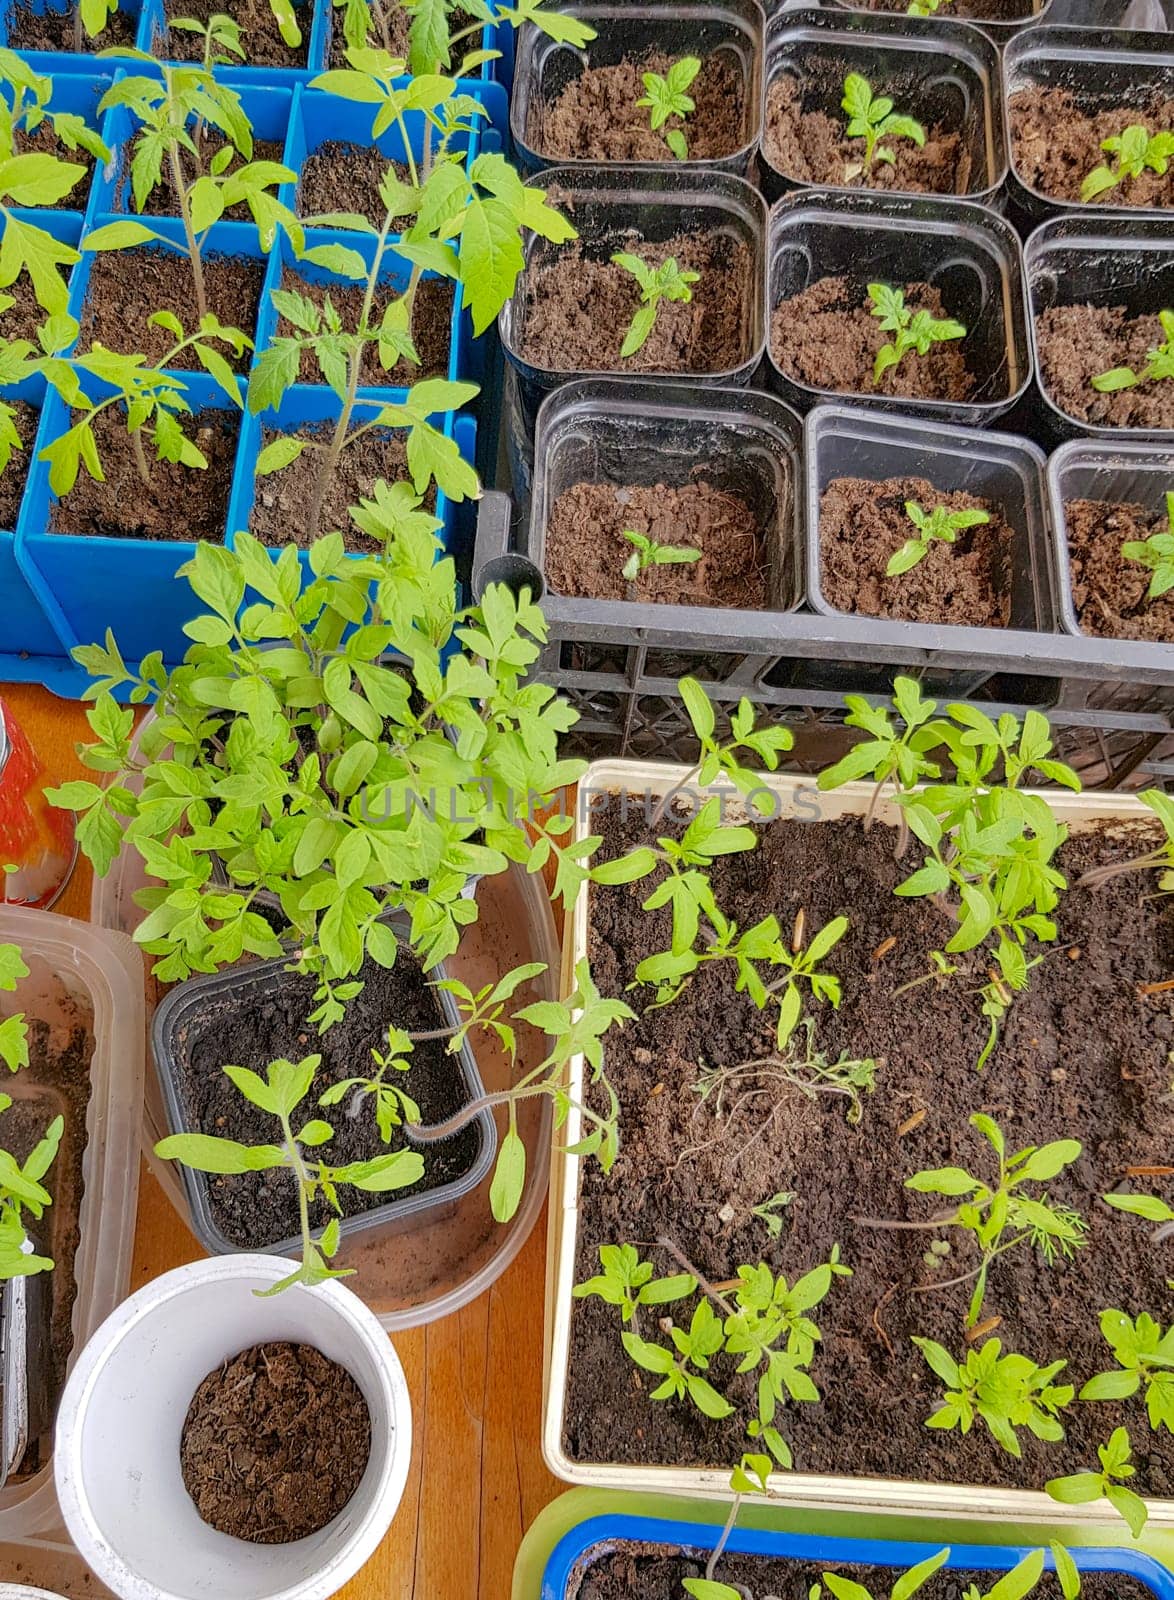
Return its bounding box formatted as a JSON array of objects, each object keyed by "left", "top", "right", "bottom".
[
  {"left": 759, "top": 8, "right": 1006, "bottom": 209},
  {"left": 1023, "top": 214, "right": 1174, "bottom": 446},
  {"left": 766, "top": 188, "right": 1031, "bottom": 424},
  {"left": 498, "top": 164, "right": 768, "bottom": 441},
  {"left": 510, "top": 0, "right": 765, "bottom": 177},
  {"left": 1004, "top": 25, "right": 1174, "bottom": 231},
  {"left": 151, "top": 942, "right": 497, "bottom": 1258}
]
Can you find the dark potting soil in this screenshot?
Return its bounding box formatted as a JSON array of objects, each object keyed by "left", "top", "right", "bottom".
[
  {"left": 1010, "top": 86, "right": 1174, "bottom": 211},
  {"left": 297, "top": 145, "right": 414, "bottom": 230},
  {"left": 276, "top": 269, "right": 454, "bottom": 386},
  {"left": 764, "top": 76, "right": 971, "bottom": 195},
  {"left": 566, "top": 807, "right": 1174, "bottom": 1496},
  {"left": 249, "top": 424, "right": 431, "bottom": 550},
  {"left": 6, "top": 0, "right": 135, "bottom": 51},
  {"left": 0, "top": 402, "right": 37, "bottom": 531},
  {"left": 48, "top": 406, "right": 236, "bottom": 542},
  {"left": 518, "top": 232, "right": 754, "bottom": 376},
  {"left": 820, "top": 474, "right": 1011, "bottom": 627},
  {"left": 1064, "top": 497, "right": 1174, "bottom": 644},
  {"left": 78, "top": 249, "right": 262, "bottom": 373},
  {"left": 0, "top": 1010, "right": 94, "bottom": 1478},
  {"left": 536, "top": 53, "right": 748, "bottom": 164},
  {"left": 1036, "top": 305, "right": 1174, "bottom": 431},
  {"left": 173, "top": 951, "right": 480, "bottom": 1247},
  {"left": 2, "top": 270, "right": 69, "bottom": 349},
  {"left": 771, "top": 277, "right": 978, "bottom": 403},
  {"left": 572, "top": 1545, "right": 1154, "bottom": 1600},
  {"left": 180, "top": 1342, "right": 370, "bottom": 1542},
  {"left": 119, "top": 136, "right": 286, "bottom": 219},
  {"left": 327, "top": 2, "right": 479, "bottom": 67},
  {"left": 544, "top": 482, "right": 769, "bottom": 609},
  {"left": 849, "top": 0, "right": 1033, "bottom": 19},
  {"left": 160, "top": 0, "right": 310, "bottom": 66}
]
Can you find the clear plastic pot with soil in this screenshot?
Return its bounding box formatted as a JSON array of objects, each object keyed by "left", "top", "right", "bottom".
[
  {"left": 1024, "top": 214, "right": 1174, "bottom": 445},
  {"left": 497, "top": 164, "right": 767, "bottom": 441},
  {"left": 826, "top": 0, "right": 1053, "bottom": 35},
  {"left": 509, "top": 0, "right": 764, "bottom": 177},
  {"left": 759, "top": 8, "right": 1006, "bottom": 208},
  {"left": 544, "top": 759, "right": 1174, "bottom": 1522},
  {"left": 0, "top": 906, "right": 142, "bottom": 1541},
  {"left": 767, "top": 189, "right": 1031, "bottom": 425},
  {"left": 1004, "top": 25, "right": 1174, "bottom": 229}
]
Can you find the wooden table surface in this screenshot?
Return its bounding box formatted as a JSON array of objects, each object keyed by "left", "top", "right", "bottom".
[{"left": 5, "top": 680, "right": 562, "bottom": 1600}]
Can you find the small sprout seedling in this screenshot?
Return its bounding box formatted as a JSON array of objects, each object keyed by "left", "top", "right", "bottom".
[
  {"left": 0, "top": 940, "right": 28, "bottom": 1074},
  {"left": 613, "top": 253, "right": 701, "bottom": 360},
  {"left": 751, "top": 1191, "right": 795, "bottom": 1240},
  {"left": 637, "top": 56, "right": 701, "bottom": 160},
  {"left": 1093, "top": 309, "right": 1174, "bottom": 393},
  {"left": 621, "top": 529, "right": 702, "bottom": 585},
  {"left": 807, "top": 1548, "right": 951, "bottom": 1600},
  {"left": 0, "top": 1093, "right": 62, "bottom": 1281},
  {"left": 868, "top": 284, "right": 966, "bottom": 386},
  {"left": 330, "top": 0, "right": 595, "bottom": 77},
  {"left": 573, "top": 1243, "right": 696, "bottom": 1323},
  {"left": 842, "top": 74, "right": 925, "bottom": 178},
  {"left": 907, "top": 0, "right": 953, "bottom": 14},
  {"left": 886, "top": 500, "right": 991, "bottom": 578},
  {"left": 1046, "top": 1426, "right": 1149, "bottom": 1539},
  {"left": 1120, "top": 491, "right": 1174, "bottom": 601},
  {"left": 1081, "top": 124, "right": 1174, "bottom": 204},
  {"left": 913, "top": 1335, "right": 1073, "bottom": 1458},
  {"left": 1080, "top": 1309, "right": 1174, "bottom": 1434}
]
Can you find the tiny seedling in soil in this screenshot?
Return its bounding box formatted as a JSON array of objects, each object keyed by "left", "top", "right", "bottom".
[
  {"left": 0, "top": 939, "right": 61, "bottom": 1281},
  {"left": 170, "top": 11, "right": 248, "bottom": 73},
  {"left": 751, "top": 1192, "right": 795, "bottom": 1239},
  {"left": 913, "top": 1334, "right": 1074, "bottom": 1459},
  {"left": 1120, "top": 490, "right": 1174, "bottom": 600},
  {"left": 637, "top": 56, "right": 701, "bottom": 160},
  {"left": 894, "top": 1111, "right": 1086, "bottom": 1326},
  {"left": 886, "top": 500, "right": 992, "bottom": 578},
  {"left": 1046, "top": 1425, "right": 1150, "bottom": 1538},
  {"left": 1093, "top": 308, "right": 1174, "bottom": 393},
  {"left": 806, "top": 1548, "right": 1081, "bottom": 1600},
  {"left": 868, "top": 284, "right": 965, "bottom": 386},
  {"left": 0, "top": 940, "right": 29, "bottom": 1074},
  {"left": 841, "top": 74, "right": 925, "bottom": 180},
  {"left": 621, "top": 529, "right": 702, "bottom": 587},
  {"left": 612, "top": 253, "right": 702, "bottom": 360},
  {"left": 1081, "top": 125, "right": 1174, "bottom": 204},
  {"left": 1080, "top": 1309, "right": 1174, "bottom": 1434},
  {"left": 907, "top": 0, "right": 953, "bottom": 13}
]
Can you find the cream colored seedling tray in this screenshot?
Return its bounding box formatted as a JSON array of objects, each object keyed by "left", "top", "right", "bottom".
[{"left": 543, "top": 760, "right": 1168, "bottom": 1525}]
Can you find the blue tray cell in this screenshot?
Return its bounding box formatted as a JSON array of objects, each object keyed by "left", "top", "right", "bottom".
[
  {"left": 134, "top": 0, "right": 323, "bottom": 86},
  {"left": 0, "top": 70, "right": 113, "bottom": 222},
  {"left": 0, "top": 209, "right": 83, "bottom": 376},
  {"left": 0, "top": 0, "right": 141, "bottom": 75}
]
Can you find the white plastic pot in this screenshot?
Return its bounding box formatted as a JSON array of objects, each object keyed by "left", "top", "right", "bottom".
[
  {"left": 0, "top": 1588, "right": 70, "bottom": 1599},
  {"left": 53, "top": 1256, "right": 412, "bottom": 1600}
]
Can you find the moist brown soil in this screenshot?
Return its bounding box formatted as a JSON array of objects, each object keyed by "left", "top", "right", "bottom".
[
  {"left": 6, "top": 0, "right": 135, "bottom": 50},
  {"left": 249, "top": 424, "right": 430, "bottom": 550},
  {"left": 79, "top": 249, "right": 262, "bottom": 372},
  {"left": 1036, "top": 305, "right": 1174, "bottom": 431},
  {"left": 764, "top": 76, "right": 971, "bottom": 195},
  {"left": 820, "top": 474, "right": 1012, "bottom": 626},
  {"left": 118, "top": 136, "right": 286, "bottom": 219},
  {"left": 48, "top": 406, "right": 236, "bottom": 542},
  {"left": 327, "top": 2, "right": 478, "bottom": 67},
  {"left": 2, "top": 268, "right": 71, "bottom": 347},
  {"left": 276, "top": 269, "right": 454, "bottom": 385},
  {"left": 1064, "top": 497, "right": 1174, "bottom": 643},
  {"left": 0, "top": 402, "right": 37, "bottom": 529},
  {"left": 171, "top": 951, "right": 481, "bottom": 1248},
  {"left": 572, "top": 1545, "right": 1152, "bottom": 1600},
  {"left": 160, "top": 0, "right": 310, "bottom": 66},
  {"left": 544, "top": 482, "right": 768, "bottom": 609},
  {"left": 851, "top": 0, "right": 1033, "bottom": 18},
  {"left": 566, "top": 807, "right": 1174, "bottom": 1496},
  {"left": 180, "top": 1342, "right": 370, "bottom": 1542},
  {"left": 536, "top": 53, "right": 747, "bottom": 164},
  {"left": 518, "top": 231, "right": 754, "bottom": 376},
  {"left": 1, "top": 1006, "right": 94, "bottom": 1479},
  {"left": 1010, "top": 86, "right": 1174, "bottom": 210},
  {"left": 771, "top": 277, "right": 978, "bottom": 402},
  {"left": 297, "top": 145, "right": 413, "bottom": 230}
]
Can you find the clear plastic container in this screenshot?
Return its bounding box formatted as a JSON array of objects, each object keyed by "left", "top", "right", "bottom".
[
  {"left": 827, "top": 0, "right": 1052, "bottom": 38},
  {"left": 0, "top": 1535, "right": 113, "bottom": 1596},
  {"left": 0, "top": 907, "right": 143, "bottom": 1540}
]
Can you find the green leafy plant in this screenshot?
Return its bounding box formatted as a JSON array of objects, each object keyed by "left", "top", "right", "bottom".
[
  {"left": 169, "top": 11, "right": 247, "bottom": 73},
  {"left": 1104, "top": 1188, "right": 1174, "bottom": 1226},
  {"left": 1093, "top": 309, "right": 1174, "bottom": 394},
  {"left": 841, "top": 73, "right": 925, "bottom": 177},
  {"left": 804, "top": 1549, "right": 950, "bottom": 1600},
  {"left": 913, "top": 1335, "right": 1073, "bottom": 1459},
  {"left": 637, "top": 56, "right": 701, "bottom": 160},
  {"left": 898, "top": 1114, "right": 1086, "bottom": 1325},
  {"left": 1046, "top": 1426, "right": 1149, "bottom": 1539},
  {"left": 0, "top": 49, "right": 110, "bottom": 315},
  {"left": 817, "top": 676, "right": 946, "bottom": 830},
  {"left": 1080, "top": 1310, "right": 1174, "bottom": 1434},
  {"left": 868, "top": 283, "right": 965, "bottom": 386},
  {"left": 0, "top": 1093, "right": 62, "bottom": 1281},
  {"left": 674, "top": 678, "right": 796, "bottom": 816},
  {"left": 573, "top": 1243, "right": 697, "bottom": 1323},
  {"left": 751, "top": 1191, "right": 795, "bottom": 1240},
  {"left": 1081, "top": 124, "right": 1174, "bottom": 203},
  {"left": 1120, "top": 491, "right": 1174, "bottom": 601},
  {"left": 952, "top": 1551, "right": 1080, "bottom": 1600},
  {"left": 621, "top": 529, "right": 701, "bottom": 585},
  {"left": 906, "top": 0, "right": 952, "bottom": 15},
  {"left": 330, "top": 0, "right": 595, "bottom": 78},
  {"left": 156, "top": 1053, "right": 425, "bottom": 1293},
  {"left": 612, "top": 253, "right": 701, "bottom": 360},
  {"left": 0, "top": 940, "right": 28, "bottom": 1074},
  {"left": 886, "top": 500, "right": 991, "bottom": 578}
]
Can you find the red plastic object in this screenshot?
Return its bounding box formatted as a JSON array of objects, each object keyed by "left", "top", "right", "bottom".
[{"left": 0, "top": 699, "right": 76, "bottom": 910}]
